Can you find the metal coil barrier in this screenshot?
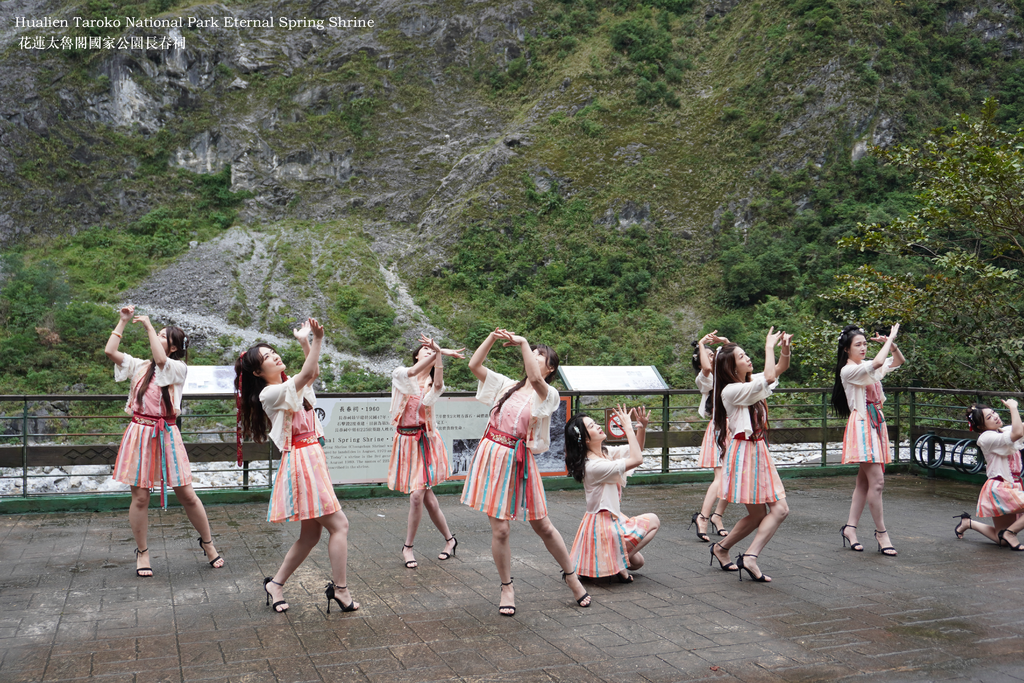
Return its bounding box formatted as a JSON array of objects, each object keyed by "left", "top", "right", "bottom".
[{"left": 913, "top": 432, "right": 947, "bottom": 469}]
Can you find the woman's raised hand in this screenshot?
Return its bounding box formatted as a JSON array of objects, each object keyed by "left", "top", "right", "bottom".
[
  {"left": 132, "top": 314, "right": 154, "bottom": 330},
  {"left": 613, "top": 404, "right": 634, "bottom": 433},
  {"left": 631, "top": 406, "right": 650, "bottom": 430},
  {"left": 765, "top": 326, "right": 783, "bottom": 348},
  {"left": 870, "top": 323, "right": 900, "bottom": 345},
  {"left": 293, "top": 320, "right": 312, "bottom": 341},
  {"left": 308, "top": 317, "right": 324, "bottom": 339},
  {"left": 497, "top": 329, "right": 526, "bottom": 347},
  {"left": 119, "top": 305, "right": 134, "bottom": 322},
  {"left": 441, "top": 347, "right": 466, "bottom": 359},
  {"left": 1003, "top": 398, "right": 1019, "bottom": 412},
  {"left": 781, "top": 332, "right": 793, "bottom": 351}
]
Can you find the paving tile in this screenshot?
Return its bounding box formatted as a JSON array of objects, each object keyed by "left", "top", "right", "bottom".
[{"left": 5, "top": 476, "right": 1024, "bottom": 682}]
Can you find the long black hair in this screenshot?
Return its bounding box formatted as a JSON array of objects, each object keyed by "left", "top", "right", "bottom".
[
  {"left": 564, "top": 414, "right": 591, "bottom": 483},
  {"left": 234, "top": 343, "right": 312, "bottom": 446},
  {"left": 691, "top": 340, "right": 702, "bottom": 373},
  {"left": 136, "top": 325, "right": 187, "bottom": 416},
  {"left": 712, "top": 343, "right": 768, "bottom": 452},
  {"left": 830, "top": 325, "right": 865, "bottom": 418},
  {"left": 491, "top": 344, "right": 560, "bottom": 416}
]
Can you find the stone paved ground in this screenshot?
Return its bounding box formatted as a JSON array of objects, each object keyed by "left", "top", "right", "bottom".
[{"left": 2, "top": 474, "right": 1024, "bottom": 683}]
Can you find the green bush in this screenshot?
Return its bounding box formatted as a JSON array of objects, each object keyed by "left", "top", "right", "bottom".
[{"left": 610, "top": 18, "right": 672, "bottom": 64}]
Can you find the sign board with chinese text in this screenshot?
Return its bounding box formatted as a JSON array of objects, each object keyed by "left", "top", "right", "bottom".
[
  {"left": 316, "top": 395, "right": 570, "bottom": 485},
  {"left": 182, "top": 365, "right": 236, "bottom": 394}
]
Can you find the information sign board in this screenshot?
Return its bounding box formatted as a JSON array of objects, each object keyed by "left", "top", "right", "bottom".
[
  {"left": 558, "top": 366, "right": 669, "bottom": 392},
  {"left": 316, "top": 395, "right": 570, "bottom": 484},
  {"left": 182, "top": 365, "right": 237, "bottom": 394}
]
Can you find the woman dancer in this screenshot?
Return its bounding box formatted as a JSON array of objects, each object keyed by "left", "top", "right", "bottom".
[
  {"left": 236, "top": 319, "right": 358, "bottom": 614},
  {"left": 831, "top": 324, "right": 904, "bottom": 556},
  {"left": 709, "top": 328, "right": 792, "bottom": 582},
  {"left": 954, "top": 399, "right": 1024, "bottom": 550},
  {"left": 565, "top": 405, "right": 660, "bottom": 582},
  {"left": 106, "top": 305, "right": 224, "bottom": 577},
  {"left": 690, "top": 331, "right": 731, "bottom": 542},
  {"left": 389, "top": 335, "right": 464, "bottom": 568},
  {"left": 461, "top": 328, "right": 591, "bottom": 615}
]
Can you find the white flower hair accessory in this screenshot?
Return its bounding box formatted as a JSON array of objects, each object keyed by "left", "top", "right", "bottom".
[{"left": 572, "top": 425, "right": 581, "bottom": 441}]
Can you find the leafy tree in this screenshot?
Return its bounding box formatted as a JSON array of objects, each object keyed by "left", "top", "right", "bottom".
[{"left": 834, "top": 99, "right": 1024, "bottom": 390}]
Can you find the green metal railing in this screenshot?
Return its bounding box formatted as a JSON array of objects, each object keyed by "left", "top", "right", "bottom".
[{"left": 1, "top": 387, "right": 1021, "bottom": 497}]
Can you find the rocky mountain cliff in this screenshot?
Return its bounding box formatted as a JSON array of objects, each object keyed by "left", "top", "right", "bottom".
[{"left": 2, "top": 0, "right": 1022, "bottom": 390}]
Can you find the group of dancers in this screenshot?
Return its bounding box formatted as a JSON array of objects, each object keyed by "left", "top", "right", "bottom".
[{"left": 104, "top": 307, "right": 1024, "bottom": 616}]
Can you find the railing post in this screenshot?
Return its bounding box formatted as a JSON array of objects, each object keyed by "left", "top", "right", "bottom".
[
  {"left": 909, "top": 389, "right": 916, "bottom": 453},
  {"left": 22, "top": 398, "right": 28, "bottom": 497},
  {"left": 243, "top": 460, "right": 249, "bottom": 490},
  {"left": 661, "top": 393, "right": 670, "bottom": 473},
  {"left": 820, "top": 391, "right": 827, "bottom": 467}
]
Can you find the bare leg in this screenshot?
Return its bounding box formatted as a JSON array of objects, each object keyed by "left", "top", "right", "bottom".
[
  {"left": 860, "top": 465, "right": 894, "bottom": 554},
  {"left": 957, "top": 515, "right": 1000, "bottom": 543},
  {"left": 172, "top": 484, "right": 224, "bottom": 567},
  {"left": 320, "top": 510, "right": 359, "bottom": 610},
  {"left": 129, "top": 486, "right": 152, "bottom": 576},
  {"left": 697, "top": 474, "right": 719, "bottom": 536},
  {"left": 710, "top": 469, "right": 730, "bottom": 536},
  {"left": 712, "top": 503, "right": 766, "bottom": 567},
  {"left": 625, "top": 513, "right": 661, "bottom": 570},
  {"left": 265, "top": 519, "right": 323, "bottom": 611},
  {"left": 528, "top": 516, "right": 591, "bottom": 607},
  {"left": 489, "top": 517, "right": 515, "bottom": 615},
  {"left": 722, "top": 500, "right": 789, "bottom": 582},
  {"left": 421, "top": 490, "right": 456, "bottom": 558},
  {"left": 844, "top": 465, "right": 871, "bottom": 547},
  {"left": 403, "top": 490, "right": 425, "bottom": 567}
]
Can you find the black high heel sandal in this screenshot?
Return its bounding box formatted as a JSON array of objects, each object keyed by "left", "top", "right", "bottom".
[
  {"left": 840, "top": 524, "right": 863, "bottom": 551},
  {"left": 709, "top": 512, "right": 729, "bottom": 537},
  {"left": 708, "top": 542, "right": 738, "bottom": 571},
  {"left": 562, "top": 569, "right": 591, "bottom": 607},
  {"left": 325, "top": 581, "right": 359, "bottom": 613},
  {"left": 954, "top": 513, "right": 972, "bottom": 540},
  {"left": 688, "top": 512, "right": 711, "bottom": 543},
  {"left": 438, "top": 535, "right": 457, "bottom": 561},
  {"left": 498, "top": 578, "right": 515, "bottom": 616},
  {"left": 135, "top": 547, "right": 153, "bottom": 578},
  {"left": 402, "top": 543, "right": 417, "bottom": 568},
  {"left": 874, "top": 529, "right": 897, "bottom": 556},
  {"left": 735, "top": 553, "right": 770, "bottom": 582},
  {"left": 198, "top": 536, "right": 224, "bottom": 568},
  {"left": 263, "top": 577, "right": 288, "bottom": 613},
  {"left": 997, "top": 528, "right": 1024, "bottom": 551}
]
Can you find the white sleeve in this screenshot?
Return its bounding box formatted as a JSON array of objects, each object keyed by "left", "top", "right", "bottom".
[
  {"left": 391, "top": 366, "right": 418, "bottom": 396},
  {"left": 722, "top": 373, "right": 774, "bottom": 407},
  {"left": 694, "top": 372, "right": 713, "bottom": 394},
  {"left": 422, "top": 381, "right": 444, "bottom": 407},
  {"left": 260, "top": 378, "right": 302, "bottom": 416},
  {"left": 842, "top": 360, "right": 889, "bottom": 387},
  {"left": 113, "top": 353, "right": 145, "bottom": 383},
  {"left": 476, "top": 368, "right": 513, "bottom": 406},
  {"left": 586, "top": 458, "right": 628, "bottom": 486},
  {"left": 153, "top": 358, "right": 187, "bottom": 388},
  {"left": 978, "top": 429, "right": 1017, "bottom": 457},
  {"left": 531, "top": 384, "right": 559, "bottom": 419}
]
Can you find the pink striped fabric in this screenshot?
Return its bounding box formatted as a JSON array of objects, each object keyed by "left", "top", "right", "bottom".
[
  {"left": 388, "top": 428, "right": 449, "bottom": 493},
  {"left": 841, "top": 410, "right": 891, "bottom": 464},
  {"left": 697, "top": 420, "right": 720, "bottom": 468},
  {"left": 461, "top": 436, "right": 547, "bottom": 520},
  {"left": 268, "top": 442, "right": 342, "bottom": 523},
  {"left": 570, "top": 511, "right": 652, "bottom": 578},
  {"left": 113, "top": 421, "right": 191, "bottom": 488},
  {"left": 977, "top": 478, "right": 1024, "bottom": 519},
  {"left": 721, "top": 438, "right": 786, "bottom": 504}
]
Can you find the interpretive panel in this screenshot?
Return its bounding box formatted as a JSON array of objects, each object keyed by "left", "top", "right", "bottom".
[
  {"left": 317, "top": 395, "right": 570, "bottom": 484},
  {"left": 182, "top": 365, "right": 236, "bottom": 394},
  {"left": 558, "top": 365, "right": 668, "bottom": 392}
]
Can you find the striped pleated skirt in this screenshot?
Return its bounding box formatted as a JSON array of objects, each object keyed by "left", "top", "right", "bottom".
[
  {"left": 977, "top": 478, "right": 1024, "bottom": 519},
  {"left": 721, "top": 437, "right": 786, "bottom": 504},
  {"left": 841, "top": 408, "right": 891, "bottom": 465},
  {"left": 388, "top": 427, "right": 450, "bottom": 494},
  {"left": 570, "top": 511, "right": 652, "bottom": 578},
  {"left": 461, "top": 434, "right": 547, "bottom": 521},
  {"left": 697, "top": 420, "right": 720, "bottom": 468},
  {"left": 268, "top": 443, "right": 342, "bottom": 523},
  {"left": 113, "top": 421, "right": 192, "bottom": 488}
]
